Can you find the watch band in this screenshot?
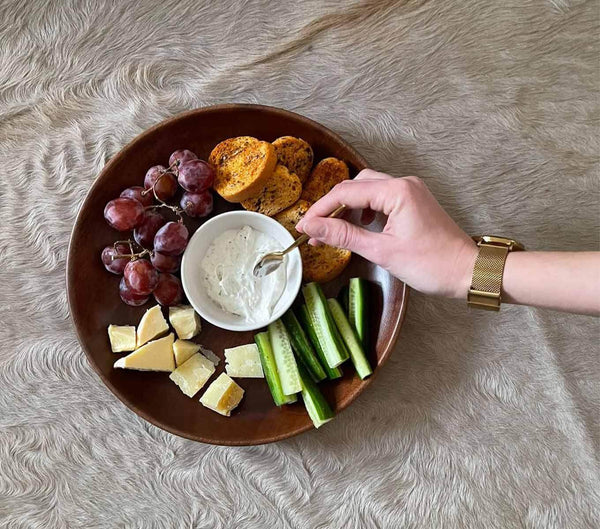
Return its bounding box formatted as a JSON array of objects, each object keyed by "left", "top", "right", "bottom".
[{"left": 468, "top": 236, "right": 524, "bottom": 311}]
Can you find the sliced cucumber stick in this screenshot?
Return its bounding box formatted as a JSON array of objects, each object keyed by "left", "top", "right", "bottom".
[
  {"left": 348, "top": 278, "right": 369, "bottom": 350},
  {"left": 302, "top": 283, "right": 349, "bottom": 369},
  {"left": 329, "top": 305, "right": 351, "bottom": 362},
  {"left": 281, "top": 310, "right": 327, "bottom": 383},
  {"left": 255, "top": 333, "right": 297, "bottom": 406},
  {"left": 327, "top": 298, "right": 373, "bottom": 380},
  {"left": 298, "top": 364, "right": 334, "bottom": 429},
  {"left": 267, "top": 320, "right": 302, "bottom": 396},
  {"left": 299, "top": 305, "right": 343, "bottom": 380}
]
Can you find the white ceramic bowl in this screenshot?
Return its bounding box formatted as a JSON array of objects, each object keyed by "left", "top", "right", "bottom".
[{"left": 181, "top": 211, "right": 302, "bottom": 332}]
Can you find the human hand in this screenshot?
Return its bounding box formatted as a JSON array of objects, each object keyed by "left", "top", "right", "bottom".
[{"left": 295, "top": 169, "right": 478, "bottom": 299}]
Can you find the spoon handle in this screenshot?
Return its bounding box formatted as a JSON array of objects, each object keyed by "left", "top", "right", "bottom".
[
  {"left": 281, "top": 204, "right": 347, "bottom": 256},
  {"left": 284, "top": 232, "right": 310, "bottom": 254}
]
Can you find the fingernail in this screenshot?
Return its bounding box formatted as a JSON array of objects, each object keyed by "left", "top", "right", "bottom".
[{"left": 295, "top": 218, "right": 305, "bottom": 232}]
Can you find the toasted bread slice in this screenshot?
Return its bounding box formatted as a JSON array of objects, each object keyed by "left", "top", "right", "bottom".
[
  {"left": 272, "top": 136, "right": 314, "bottom": 183},
  {"left": 274, "top": 199, "right": 311, "bottom": 236},
  {"left": 300, "top": 244, "right": 351, "bottom": 283},
  {"left": 301, "top": 157, "right": 350, "bottom": 203},
  {"left": 209, "top": 136, "right": 277, "bottom": 202},
  {"left": 241, "top": 164, "right": 302, "bottom": 216}
]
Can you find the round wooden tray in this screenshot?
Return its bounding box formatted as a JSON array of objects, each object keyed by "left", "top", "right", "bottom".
[{"left": 67, "top": 104, "right": 409, "bottom": 445}]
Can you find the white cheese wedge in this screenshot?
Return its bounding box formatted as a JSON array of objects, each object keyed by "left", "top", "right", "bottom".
[
  {"left": 224, "top": 343, "right": 264, "bottom": 378},
  {"left": 169, "top": 305, "right": 201, "bottom": 340},
  {"left": 107, "top": 325, "right": 137, "bottom": 353},
  {"left": 169, "top": 353, "right": 216, "bottom": 397},
  {"left": 114, "top": 333, "right": 175, "bottom": 372},
  {"left": 136, "top": 305, "right": 169, "bottom": 347},
  {"left": 200, "top": 373, "right": 244, "bottom": 416},
  {"left": 173, "top": 339, "right": 201, "bottom": 366}
]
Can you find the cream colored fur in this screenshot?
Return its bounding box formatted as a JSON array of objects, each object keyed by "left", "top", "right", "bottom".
[{"left": 0, "top": 0, "right": 599, "bottom": 528}]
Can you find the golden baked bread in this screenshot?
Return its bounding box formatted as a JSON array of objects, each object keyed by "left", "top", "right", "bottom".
[
  {"left": 301, "top": 157, "right": 349, "bottom": 203},
  {"left": 273, "top": 199, "right": 312, "bottom": 236},
  {"left": 241, "top": 164, "right": 302, "bottom": 216},
  {"left": 209, "top": 136, "right": 277, "bottom": 202},
  {"left": 272, "top": 136, "right": 314, "bottom": 184},
  {"left": 300, "top": 244, "right": 352, "bottom": 283}
]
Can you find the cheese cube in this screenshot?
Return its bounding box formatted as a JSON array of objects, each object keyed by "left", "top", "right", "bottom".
[
  {"left": 107, "top": 325, "right": 136, "bottom": 353},
  {"left": 200, "top": 373, "right": 244, "bottom": 416},
  {"left": 169, "top": 305, "right": 201, "bottom": 340},
  {"left": 137, "top": 305, "right": 169, "bottom": 347},
  {"left": 225, "top": 344, "right": 264, "bottom": 378},
  {"left": 114, "top": 333, "right": 175, "bottom": 372},
  {"left": 169, "top": 353, "right": 215, "bottom": 397},
  {"left": 173, "top": 339, "right": 201, "bottom": 366}
]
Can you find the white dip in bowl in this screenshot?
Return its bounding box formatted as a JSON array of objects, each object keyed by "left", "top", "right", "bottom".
[{"left": 181, "top": 211, "right": 302, "bottom": 332}]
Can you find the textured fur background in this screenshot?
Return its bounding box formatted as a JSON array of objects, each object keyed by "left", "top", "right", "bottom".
[{"left": 1, "top": 0, "right": 599, "bottom": 527}]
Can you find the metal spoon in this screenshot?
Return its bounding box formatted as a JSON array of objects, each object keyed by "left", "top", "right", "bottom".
[{"left": 253, "top": 204, "right": 347, "bottom": 278}]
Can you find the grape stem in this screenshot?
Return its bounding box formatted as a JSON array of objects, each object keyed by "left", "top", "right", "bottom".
[
  {"left": 140, "top": 160, "right": 179, "bottom": 198},
  {"left": 111, "top": 249, "right": 151, "bottom": 261},
  {"left": 112, "top": 239, "right": 134, "bottom": 254},
  {"left": 140, "top": 161, "right": 184, "bottom": 222},
  {"left": 111, "top": 239, "right": 151, "bottom": 261},
  {"left": 145, "top": 203, "right": 184, "bottom": 222}
]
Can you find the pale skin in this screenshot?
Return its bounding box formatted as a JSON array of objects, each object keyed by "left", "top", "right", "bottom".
[{"left": 296, "top": 169, "right": 600, "bottom": 316}]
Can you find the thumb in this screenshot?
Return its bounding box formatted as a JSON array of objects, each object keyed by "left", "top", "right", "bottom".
[{"left": 302, "top": 217, "right": 383, "bottom": 262}]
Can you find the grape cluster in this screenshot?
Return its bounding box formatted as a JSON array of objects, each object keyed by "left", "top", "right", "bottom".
[{"left": 101, "top": 148, "right": 215, "bottom": 306}]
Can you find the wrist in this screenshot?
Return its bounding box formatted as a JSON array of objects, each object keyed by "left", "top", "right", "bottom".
[{"left": 451, "top": 239, "right": 478, "bottom": 299}]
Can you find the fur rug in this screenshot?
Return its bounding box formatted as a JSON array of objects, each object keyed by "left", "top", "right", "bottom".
[{"left": 0, "top": 0, "right": 598, "bottom": 527}]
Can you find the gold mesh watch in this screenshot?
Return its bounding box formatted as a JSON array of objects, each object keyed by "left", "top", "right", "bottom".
[{"left": 468, "top": 236, "right": 525, "bottom": 311}]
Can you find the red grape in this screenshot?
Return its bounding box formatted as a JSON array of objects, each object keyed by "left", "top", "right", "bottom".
[
  {"left": 151, "top": 251, "right": 181, "bottom": 273},
  {"left": 101, "top": 243, "right": 131, "bottom": 274},
  {"left": 133, "top": 211, "right": 166, "bottom": 248},
  {"left": 177, "top": 159, "right": 214, "bottom": 193},
  {"left": 144, "top": 165, "right": 178, "bottom": 201},
  {"left": 104, "top": 197, "right": 144, "bottom": 231},
  {"left": 144, "top": 165, "right": 166, "bottom": 187},
  {"left": 124, "top": 259, "right": 158, "bottom": 295},
  {"left": 153, "top": 273, "right": 183, "bottom": 306},
  {"left": 119, "top": 277, "right": 150, "bottom": 306},
  {"left": 180, "top": 191, "right": 213, "bottom": 218},
  {"left": 120, "top": 186, "right": 153, "bottom": 207},
  {"left": 169, "top": 149, "right": 197, "bottom": 167},
  {"left": 154, "top": 222, "right": 188, "bottom": 256}
]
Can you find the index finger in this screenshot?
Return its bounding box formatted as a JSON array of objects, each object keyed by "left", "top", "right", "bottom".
[{"left": 299, "top": 179, "right": 391, "bottom": 225}]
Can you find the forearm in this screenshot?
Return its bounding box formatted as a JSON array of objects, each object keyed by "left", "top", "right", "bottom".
[{"left": 501, "top": 251, "right": 600, "bottom": 315}]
